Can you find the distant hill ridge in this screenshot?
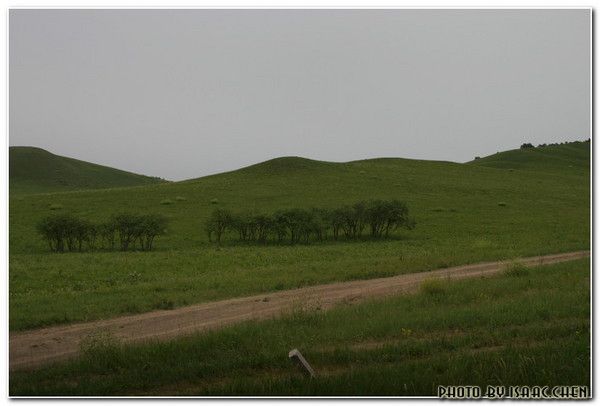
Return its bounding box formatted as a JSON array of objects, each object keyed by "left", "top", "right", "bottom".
[
  {"left": 9, "top": 146, "right": 166, "bottom": 195},
  {"left": 185, "top": 140, "right": 589, "bottom": 182},
  {"left": 10, "top": 140, "right": 589, "bottom": 195}
]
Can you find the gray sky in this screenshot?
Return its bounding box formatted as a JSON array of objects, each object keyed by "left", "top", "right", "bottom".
[{"left": 9, "top": 9, "right": 590, "bottom": 181}]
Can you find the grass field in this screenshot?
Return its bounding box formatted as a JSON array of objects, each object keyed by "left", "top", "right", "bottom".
[
  {"left": 9, "top": 142, "right": 590, "bottom": 331},
  {"left": 9, "top": 258, "right": 590, "bottom": 396}
]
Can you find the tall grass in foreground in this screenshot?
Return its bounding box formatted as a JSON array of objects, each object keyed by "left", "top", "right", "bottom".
[{"left": 10, "top": 258, "right": 590, "bottom": 396}]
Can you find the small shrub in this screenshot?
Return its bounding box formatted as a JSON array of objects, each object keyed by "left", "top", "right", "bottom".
[
  {"left": 98, "top": 220, "right": 117, "bottom": 250},
  {"left": 137, "top": 214, "right": 168, "bottom": 251},
  {"left": 504, "top": 263, "right": 529, "bottom": 277},
  {"left": 400, "top": 328, "right": 413, "bottom": 337},
  {"left": 154, "top": 299, "right": 175, "bottom": 310},
  {"left": 48, "top": 204, "right": 63, "bottom": 210},
  {"left": 205, "top": 208, "right": 232, "bottom": 243},
  {"left": 498, "top": 202, "right": 507, "bottom": 207},
  {"left": 420, "top": 279, "right": 446, "bottom": 295},
  {"left": 111, "top": 213, "right": 168, "bottom": 251},
  {"left": 112, "top": 213, "right": 139, "bottom": 251},
  {"left": 160, "top": 199, "right": 174, "bottom": 205},
  {"left": 210, "top": 198, "right": 219, "bottom": 205},
  {"left": 79, "top": 331, "right": 119, "bottom": 357},
  {"left": 37, "top": 214, "right": 94, "bottom": 252}
]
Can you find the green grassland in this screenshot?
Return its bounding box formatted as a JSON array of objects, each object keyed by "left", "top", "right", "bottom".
[
  {"left": 9, "top": 258, "right": 590, "bottom": 396},
  {"left": 9, "top": 142, "right": 590, "bottom": 330},
  {"left": 470, "top": 142, "right": 590, "bottom": 172},
  {"left": 9, "top": 146, "right": 166, "bottom": 195}
]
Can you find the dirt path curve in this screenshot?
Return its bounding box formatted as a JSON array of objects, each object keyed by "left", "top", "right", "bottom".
[{"left": 10, "top": 250, "right": 589, "bottom": 371}]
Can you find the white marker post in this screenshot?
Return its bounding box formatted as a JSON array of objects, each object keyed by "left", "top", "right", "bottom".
[{"left": 288, "top": 349, "right": 316, "bottom": 378}]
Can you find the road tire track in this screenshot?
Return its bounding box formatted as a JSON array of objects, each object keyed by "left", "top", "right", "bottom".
[{"left": 10, "top": 250, "right": 589, "bottom": 371}]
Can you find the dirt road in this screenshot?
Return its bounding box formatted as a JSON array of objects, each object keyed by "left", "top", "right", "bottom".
[{"left": 10, "top": 251, "right": 589, "bottom": 371}]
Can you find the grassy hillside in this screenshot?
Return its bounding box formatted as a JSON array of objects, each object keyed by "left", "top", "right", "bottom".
[
  {"left": 469, "top": 141, "right": 590, "bottom": 172},
  {"left": 9, "top": 142, "right": 590, "bottom": 330},
  {"left": 10, "top": 258, "right": 590, "bottom": 396},
  {"left": 9, "top": 146, "right": 166, "bottom": 195}
]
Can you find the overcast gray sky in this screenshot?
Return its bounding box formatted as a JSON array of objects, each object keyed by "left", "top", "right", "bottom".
[{"left": 9, "top": 9, "right": 590, "bottom": 181}]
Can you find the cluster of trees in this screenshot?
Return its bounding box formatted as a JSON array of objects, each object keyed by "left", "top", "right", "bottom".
[
  {"left": 37, "top": 213, "right": 168, "bottom": 253},
  {"left": 205, "top": 200, "right": 415, "bottom": 245},
  {"left": 521, "top": 139, "right": 590, "bottom": 149}
]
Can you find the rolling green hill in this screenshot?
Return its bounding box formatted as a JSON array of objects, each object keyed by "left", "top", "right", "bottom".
[
  {"left": 468, "top": 141, "right": 590, "bottom": 172},
  {"left": 9, "top": 141, "right": 590, "bottom": 330},
  {"left": 9, "top": 146, "right": 166, "bottom": 195}
]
